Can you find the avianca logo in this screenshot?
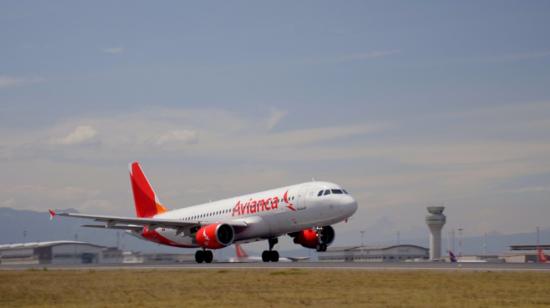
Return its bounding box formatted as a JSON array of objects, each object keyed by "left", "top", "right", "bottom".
[
  {"left": 203, "top": 229, "right": 210, "bottom": 246},
  {"left": 283, "top": 191, "right": 296, "bottom": 211},
  {"left": 232, "top": 190, "right": 296, "bottom": 216}
]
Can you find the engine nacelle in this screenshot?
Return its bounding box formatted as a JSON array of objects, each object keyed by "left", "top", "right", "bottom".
[
  {"left": 195, "top": 223, "right": 235, "bottom": 249},
  {"left": 319, "top": 225, "right": 335, "bottom": 246},
  {"left": 293, "top": 228, "right": 318, "bottom": 249},
  {"left": 291, "top": 226, "right": 335, "bottom": 249}
]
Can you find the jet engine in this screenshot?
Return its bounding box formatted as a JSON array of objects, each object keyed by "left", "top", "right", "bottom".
[
  {"left": 290, "top": 226, "right": 335, "bottom": 251},
  {"left": 195, "top": 223, "right": 235, "bottom": 249}
]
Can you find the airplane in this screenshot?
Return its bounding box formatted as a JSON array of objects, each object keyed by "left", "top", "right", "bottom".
[
  {"left": 50, "top": 162, "right": 358, "bottom": 263},
  {"left": 448, "top": 250, "right": 457, "bottom": 263},
  {"left": 537, "top": 247, "right": 548, "bottom": 263},
  {"left": 448, "top": 250, "right": 487, "bottom": 263},
  {"left": 227, "top": 244, "right": 309, "bottom": 263}
]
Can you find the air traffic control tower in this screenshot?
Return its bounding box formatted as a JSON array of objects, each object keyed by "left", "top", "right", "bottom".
[{"left": 426, "top": 206, "right": 446, "bottom": 260}]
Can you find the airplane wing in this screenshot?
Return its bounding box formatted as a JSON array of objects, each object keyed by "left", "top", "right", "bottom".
[
  {"left": 81, "top": 224, "right": 144, "bottom": 232},
  {"left": 49, "top": 210, "right": 248, "bottom": 230}
]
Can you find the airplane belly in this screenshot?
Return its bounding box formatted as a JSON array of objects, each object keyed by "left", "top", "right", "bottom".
[
  {"left": 233, "top": 216, "right": 271, "bottom": 241},
  {"left": 155, "top": 228, "right": 197, "bottom": 248}
]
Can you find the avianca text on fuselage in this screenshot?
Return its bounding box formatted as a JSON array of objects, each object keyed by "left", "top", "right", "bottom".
[{"left": 232, "top": 191, "right": 295, "bottom": 216}]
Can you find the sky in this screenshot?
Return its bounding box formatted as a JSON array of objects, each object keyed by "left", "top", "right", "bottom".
[{"left": 1, "top": 1, "right": 550, "bottom": 249}]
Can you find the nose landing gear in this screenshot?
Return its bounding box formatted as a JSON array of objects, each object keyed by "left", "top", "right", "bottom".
[{"left": 316, "top": 243, "right": 327, "bottom": 252}]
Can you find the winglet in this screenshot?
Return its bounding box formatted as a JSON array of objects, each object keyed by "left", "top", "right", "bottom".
[{"left": 48, "top": 209, "right": 56, "bottom": 220}]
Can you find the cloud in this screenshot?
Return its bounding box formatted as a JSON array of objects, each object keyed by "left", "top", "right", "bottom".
[
  {"left": 1, "top": 198, "right": 16, "bottom": 207},
  {"left": 54, "top": 125, "right": 98, "bottom": 145},
  {"left": 486, "top": 50, "right": 550, "bottom": 62},
  {"left": 335, "top": 50, "right": 400, "bottom": 62},
  {"left": 3, "top": 184, "right": 100, "bottom": 202},
  {"left": 254, "top": 124, "right": 382, "bottom": 149},
  {"left": 155, "top": 130, "right": 198, "bottom": 146},
  {"left": 266, "top": 109, "right": 287, "bottom": 130},
  {"left": 2, "top": 104, "right": 550, "bottom": 236},
  {"left": 101, "top": 47, "right": 124, "bottom": 54},
  {"left": 0, "top": 75, "right": 44, "bottom": 89},
  {"left": 0, "top": 108, "right": 387, "bottom": 163},
  {"left": 309, "top": 50, "right": 400, "bottom": 64}
]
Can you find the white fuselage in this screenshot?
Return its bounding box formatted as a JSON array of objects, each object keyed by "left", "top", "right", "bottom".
[{"left": 147, "top": 181, "right": 357, "bottom": 248}]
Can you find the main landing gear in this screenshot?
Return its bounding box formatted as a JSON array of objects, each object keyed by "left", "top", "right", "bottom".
[
  {"left": 316, "top": 243, "right": 328, "bottom": 252},
  {"left": 195, "top": 249, "right": 213, "bottom": 263},
  {"left": 262, "top": 238, "right": 279, "bottom": 262}
]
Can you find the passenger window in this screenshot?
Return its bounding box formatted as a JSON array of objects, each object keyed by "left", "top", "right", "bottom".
[
  {"left": 324, "top": 190, "right": 330, "bottom": 195},
  {"left": 331, "top": 189, "right": 343, "bottom": 194}
]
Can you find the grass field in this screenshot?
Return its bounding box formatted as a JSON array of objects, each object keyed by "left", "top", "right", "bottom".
[{"left": 1, "top": 269, "right": 550, "bottom": 307}]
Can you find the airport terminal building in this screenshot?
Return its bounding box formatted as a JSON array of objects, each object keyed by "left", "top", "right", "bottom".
[
  {"left": 319, "top": 244, "right": 429, "bottom": 262},
  {"left": 0, "top": 241, "right": 197, "bottom": 265},
  {"left": 0, "top": 241, "right": 108, "bottom": 265}
]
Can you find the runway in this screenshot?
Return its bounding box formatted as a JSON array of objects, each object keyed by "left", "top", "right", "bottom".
[{"left": 2, "top": 261, "right": 550, "bottom": 272}]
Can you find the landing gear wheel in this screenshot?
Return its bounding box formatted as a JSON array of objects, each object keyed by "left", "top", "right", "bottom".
[
  {"left": 262, "top": 250, "right": 270, "bottom": 262},
  {"left": 263, "top": 237, "right": 280, "bottom": 262},
  {"left": 195, "top": 250, "right": 204, "bottom": 263},
  {"left": 204, "top": 250, "right": 213, "bottom": 263},
  {"left": 270, "top": 250, "right": 279, "bottom": 262},
  {"left": 316, "top": 243, "right": 327, "bottom": 252}
]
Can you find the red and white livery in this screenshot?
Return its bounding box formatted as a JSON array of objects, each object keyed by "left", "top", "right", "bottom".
[{"left": 50, "top": 162, "right": 358, "bottom": 263}]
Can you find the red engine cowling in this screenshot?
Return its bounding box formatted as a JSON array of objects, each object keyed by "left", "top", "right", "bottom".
[
  {"left": 293, "top": 228, "right": 319, "bottom": 249},
  {"left": 292, "top": 226, "right": 335, "bottom": 249},
  {"left": 195, "top": 223, "right": 235, "bottom": 249}
]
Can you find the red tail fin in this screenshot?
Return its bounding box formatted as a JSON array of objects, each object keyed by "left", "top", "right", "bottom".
[
  {"left": 129, "top": 162, "right": 167, "bottom": 218},
  {"left": 235, "top": 244, "right": 248, "bottom": 258},
  {"left": 538, "top": 248, "right": 548, "bottom": 263}
]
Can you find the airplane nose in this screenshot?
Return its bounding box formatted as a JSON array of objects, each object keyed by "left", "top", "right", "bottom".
[{"left": 342, "top": 195, "right": 358, "bottom": 215}]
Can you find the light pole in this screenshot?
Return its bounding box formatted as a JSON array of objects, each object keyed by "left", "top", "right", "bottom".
[
  {"left": 537, "top": 226, "right": 540, "bottom": 248},
  {"left": 458, "top": 228, "right": 463, "bottom": 257},
  {"left": 360, "top": 230, "right": 366, "bottom": 261},
  {"left": 483, "top": 232, "right": 487, "bottom": 256}
]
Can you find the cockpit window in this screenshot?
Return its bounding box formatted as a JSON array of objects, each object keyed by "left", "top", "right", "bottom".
[
  {"left": 323, "top": 189, "right": 331, "bottom": 195},
  {"left": 331, "top": 189, "right": 343, "bottom": 194},
  {"left": 343, "top": 189, "right": 348, "bottom": 194},
  {"left": 317, "top": 190, "right": 323, "bottom": 197}
]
